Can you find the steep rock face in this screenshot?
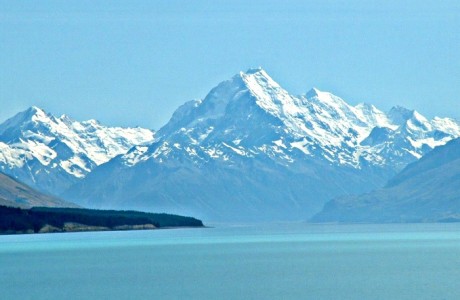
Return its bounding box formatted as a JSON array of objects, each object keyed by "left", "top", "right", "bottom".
[
  {"left": 64, "top": 68, "right": 460, "bottom": 221},
  {"left": 312, "top": 138, "right": 460, "bottom": 223},
  {"left": 0, "top": 107, "right": 154, "bottom": 194}
]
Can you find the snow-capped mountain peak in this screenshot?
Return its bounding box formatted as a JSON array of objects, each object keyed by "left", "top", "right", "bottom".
[
  {"left": 0, "top": 107, "right": 155, "bottom": 193},
  {"left": 431, "top": 117, "right": 460, "bottom": 136},
  {"left": 387, "top": 105, "right": 415, "bottom": 125},
  {"left": 242, "top": 66, "right": 265, "bottom": 74},
  {"left": 61, "top": 68, "right": 460, "bottom": 221},
  {"left": 305, "top": 87, "right": 321, "bottom": 98},
  {"left": 136, "top": 69, "right": 460, "bottom": 172},
  {"left": 2, "top": 68, "right": 459, "bottom": 222},
  {"left": 0, "top": 106, "right": 50, "bottom": 137},
  {"left": 354, "top": 103, "right": 396, "bottom": 130}
]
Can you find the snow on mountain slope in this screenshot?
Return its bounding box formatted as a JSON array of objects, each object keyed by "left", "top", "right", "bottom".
[
  {"left": 0, "top": 106, "right": 154, "bottom": 193},
  {"left": 65, "top": 68, "right": 460, "bottom": 221},
  {"left": 120, "top": 68, "right": 459, "bottom": 171},
  {"left": 312, "top": 138, "right": 460, "bottom": 223},
  {"left": 360, "top": 108, "right": 460, "bottom": 169}
]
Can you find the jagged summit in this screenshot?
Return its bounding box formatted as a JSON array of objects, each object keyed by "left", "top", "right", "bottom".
[
  {"left": 238, "top": 68, "right": 284, "bottom": 96},
  {"left": 0, "top": 108, "right": 155, "bottom": 194},
  {"left": 305, "top": 87, "right": 322, "bottom": 98},
  {"left": 355, "top": 102, "right": 377, "bottom": 110},
  {"left": 20, "top": 105, "right": 45, "bottom": 115},
  {"left": 133, "top": 69, "right": 459, "bottom": 172},
  {"left": 18, "top": 106, "right": 49, "bottom": 120},
  {"left": 0, "top": 106, "right": 49, "bottom": 135},
  {"left": 387, "top": 105, "right": 415, "bottom": 125},
  {"left": 389, "top": 105, "right": 413, "bottom": 113},
  {"left": 243, "top": 66, "right": 265, "bottom": 74},
  {"left": 57, "top": 69, "right": 460, "bottom": 221},
  {"left": 25, "top": 105, "right": 44, "bottom": 115},
  {"left": 81, "top": 119, "right": 101, "bottom": 126},
  {"left": 2, "top": 69, "right": 460, "bottom": 221}
]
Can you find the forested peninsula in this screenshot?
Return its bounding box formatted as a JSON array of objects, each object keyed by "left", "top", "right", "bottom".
[{"left": 0, "top": 205, "right": 204, "bottom": 234}]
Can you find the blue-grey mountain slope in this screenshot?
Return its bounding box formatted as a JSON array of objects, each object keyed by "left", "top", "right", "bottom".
[
  {"left": 0, "top": 172, "right": 77, "bottom": 208},
  {"left": 312, "top": 138, "right": 460, "bottom": 223},
  {"left": 63, "top": 68, "right": 460, "bottom": 221}
]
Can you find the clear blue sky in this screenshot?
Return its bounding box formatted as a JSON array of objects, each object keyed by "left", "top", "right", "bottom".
[{"left": 1, "top": 0, "right": 459, "bottom": 129}]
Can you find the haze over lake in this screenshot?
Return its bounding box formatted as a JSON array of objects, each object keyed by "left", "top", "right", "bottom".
[{"left": 2, "top": 223, "right": 460, "bottom": 300}]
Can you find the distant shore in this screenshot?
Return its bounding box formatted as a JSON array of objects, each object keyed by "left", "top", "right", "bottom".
[{"left": 0, "top": 205, "right": 204, "bottom": 235}]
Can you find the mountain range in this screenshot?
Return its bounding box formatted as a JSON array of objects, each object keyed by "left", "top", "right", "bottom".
[
  {"left": 2, "top": 68, "right": 459, "bottom": 221},
  {"left": 312, "top": 138, "right": 460, "bottom": 223},
  {"left": 0, "top": 107, "right": 154, "bottom": 194},
  {"left": 60, "top": 68, "right": 459, "bottom": 221}
]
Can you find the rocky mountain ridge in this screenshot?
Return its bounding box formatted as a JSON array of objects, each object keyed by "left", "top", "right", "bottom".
[
  {"left": 0, "top": 106, "right": 154, "bottom": 193},
  {"left": 312, "top": 138, "right": 460, "bottom": 223},
  {"left": 62, "top": 68, "right": 460, "bottom": 221}
]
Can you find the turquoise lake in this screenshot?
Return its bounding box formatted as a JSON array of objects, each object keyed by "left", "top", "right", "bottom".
[{"left": 1, "top": 223, "right": 460, "bottom": 299}]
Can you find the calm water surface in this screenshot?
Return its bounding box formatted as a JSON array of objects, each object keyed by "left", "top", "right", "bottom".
[{"left": 1, "top": 223, "right": 460, "bottom": 299}]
